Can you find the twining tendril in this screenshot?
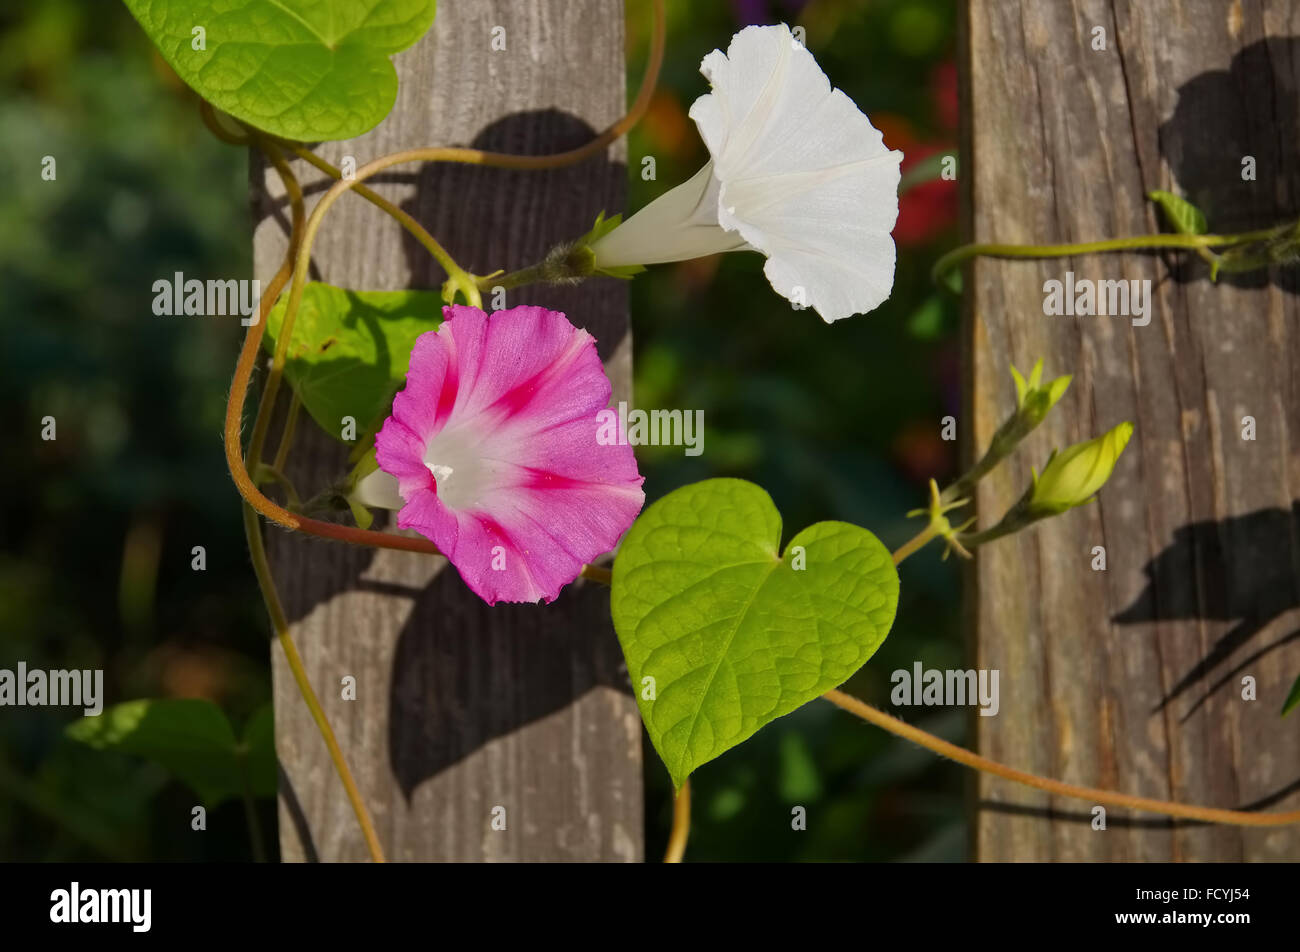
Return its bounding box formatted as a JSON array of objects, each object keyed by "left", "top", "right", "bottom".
[
  {"left": 932, "top": 224, "right": 1295, "bottom": 288},
  {"left": 823, "top": 688, "right": 1300, "bottom": 828},
  {"left": 234, "top": 145, "right": 385, "bottom": 862},
  {"left": 823, "top": 530, "right": 1300, "bottom": 830}
]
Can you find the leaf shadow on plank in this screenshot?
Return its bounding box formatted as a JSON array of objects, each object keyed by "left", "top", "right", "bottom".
[{"left": 1157, "top": 36, "right": 1300, "bottom": 292}]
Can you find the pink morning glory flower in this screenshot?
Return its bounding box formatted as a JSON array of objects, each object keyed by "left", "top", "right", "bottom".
[{"left": 359, "top": 304, "right": 644, "bottom": 605}]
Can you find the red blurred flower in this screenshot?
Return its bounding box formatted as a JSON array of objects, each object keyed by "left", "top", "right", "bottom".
[
  {"left": 931, "top": 61, "right": 959, "bottom": 132},
  {"left": 875, "top": 113, "right": 957, "bottom": 247}
]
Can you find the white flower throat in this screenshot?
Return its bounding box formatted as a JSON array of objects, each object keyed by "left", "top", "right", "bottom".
[{"left": 422, "top": 426, "right": 492, "bottom": 510}]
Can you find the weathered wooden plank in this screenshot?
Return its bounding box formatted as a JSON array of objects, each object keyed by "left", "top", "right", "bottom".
[
  {"left": 965, "top": 0, "right": 1300, "bottom": 860},
  {"left": 252, "top": 0, "right": 642, "bottom": 862}
]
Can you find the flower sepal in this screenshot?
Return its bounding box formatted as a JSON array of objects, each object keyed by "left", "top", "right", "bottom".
[
  {"left": 906, "top": 479, "right": 976, "bottom": 561},
  {"left": 1010, "top": 358, "right": 1071, "bottom": 428},
  {"left": 344, "top": 447, "right": 389, "bottom": 530},
  {"left": 575, "top": 212, "right": 646, "bottom": 280}
]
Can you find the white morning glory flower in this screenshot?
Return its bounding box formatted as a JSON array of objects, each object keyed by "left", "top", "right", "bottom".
[{"left": 590, "top": 22, "right": 903, "bottom": 323}]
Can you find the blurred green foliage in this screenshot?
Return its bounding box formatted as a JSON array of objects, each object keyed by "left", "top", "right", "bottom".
[
  {"left": 1, "top": 0, "right": 961, "bottom": 862},
  {"left": 0, "top": 0, "right": 271, "bottom": 860},
  {"left": 66, "top": 699, "right": 276, "bottom": 808}
]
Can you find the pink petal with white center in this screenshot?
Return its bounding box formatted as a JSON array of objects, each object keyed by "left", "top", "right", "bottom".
[{"left": 374, "top": 304, "right": 644, "bottom": 605}]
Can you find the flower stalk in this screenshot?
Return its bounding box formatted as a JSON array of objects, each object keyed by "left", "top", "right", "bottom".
[{"left": 940, "top": 359, "right": 1070, "bottom": 505}]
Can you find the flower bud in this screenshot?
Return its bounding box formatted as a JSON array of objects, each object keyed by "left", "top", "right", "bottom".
[{"left": 1028, "top": 421, "right": 1134, "bottom": 516}]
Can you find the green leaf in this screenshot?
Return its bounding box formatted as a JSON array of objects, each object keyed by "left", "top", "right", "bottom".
[
  {"left": 938, "top": 265, "right": 962, "bottom": 294},
  {"left": 611, "top": 479, "right": 900, "bottom": 788},
  {"left": 264, "top": 282, "right": 442, "bottom": 442},
  {"left": 1148, "top": 189, "right": 1207, "bottom": 235},
  {"left": 1283, "top": 673, "right": 1300, "bottom": 717},
  {"left": 906, "top": 294, "right": 946, "bottom": 340},
  {"left": 66, "top": 699, "right": 270, "bottom": 806},
  {"left": 241, "top": 703, "right": 278, "bottom": 798},
  {"left": 122, "top": 0, "right": 438, "bottom": 141}
]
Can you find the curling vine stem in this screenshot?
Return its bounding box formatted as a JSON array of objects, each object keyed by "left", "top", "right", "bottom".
[
  {"left": 822, "top": 688, "right": 1300, "bottom": 828},
  {"left": 890, "top": 524, "right": 939, "bottom": 566},
  {"left": 236, "top": 743, "right": 268, "bottom": 863},
  {"left": 475, "top": 262, "right": 550, "bottom": 293},
  {"left": 230, "top": 143, "right": 385, "bottom": 862},
  {"left": 271, "top": 390, "right": 301, "bottom": 475},
  {"left": 242, "top": 503, "right": 387, "bottom": 860},
  {"left": 932, "top": 224, "right": 1291, "bottom": 288},
  {"left": 817, "top": 530, "right": 1300, "bottom": 829}
]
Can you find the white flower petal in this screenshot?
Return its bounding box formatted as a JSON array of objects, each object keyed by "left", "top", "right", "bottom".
[
  {"left": 589, "top": 23, "right": 902, "bottom": 322},
  {"left": 719, "top": 152, "right": 901, "bottom": 321},
  {"left": 690, "top": 23, "right": 902, "bottom": 322}
]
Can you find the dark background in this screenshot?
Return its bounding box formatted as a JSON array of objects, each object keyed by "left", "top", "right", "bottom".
[{"left": 0, "top": 0, "right": 963, "bottom": 861}]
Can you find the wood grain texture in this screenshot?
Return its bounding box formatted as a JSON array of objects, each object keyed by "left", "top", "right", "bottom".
[
  {"left": 964, "top": 0, "right": 1300, "bottom": 860},
  {"left": 251, "top": 0, "right": 642, "bottom": 862}
]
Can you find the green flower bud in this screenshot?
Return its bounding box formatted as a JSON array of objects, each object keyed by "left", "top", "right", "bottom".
[
  {"left": 940, "top": 359, "right": 1072, "bottom": 507},
  {"left": 1010, "top": 358, "right": 1071, "bottom": 427},
  {"left": 1028, "top": 421, "right": 1134, "bottom": 516}
]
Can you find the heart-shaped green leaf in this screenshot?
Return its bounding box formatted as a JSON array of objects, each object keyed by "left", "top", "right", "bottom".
[
  {"left": 264, "top": 282, "right": 442, "bottom": 442},
  {"left": 612, "top": 479, "right": 900, "bottom": 788},
  {"left": 241, "top": 703, "right": 278, "bottom": 797},
  {"left": 122, "top": 0, "right": 438, "bottom": 141}
]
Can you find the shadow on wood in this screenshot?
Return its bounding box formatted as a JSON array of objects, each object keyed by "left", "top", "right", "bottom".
[
  {"left": 399, "top": 109, "right": 631, "bottom": 363},
  {"left": 380, "top": 107, "right": 636, "bottom": 802},
  {"left": 1113, "top": 503, "right": 1300, "bottom": 718},
  {"left": 263, "top": 108, "right": 635, "bottom": 797},
  {"left": 1158, "top": 36, "right": 1300, "bottom": 291},
  {"left": 964, "top": 0, "right": 1300, "bottom": 861},
  {"left": 387, "top": 568, "right": 630, "bottom": 797}
]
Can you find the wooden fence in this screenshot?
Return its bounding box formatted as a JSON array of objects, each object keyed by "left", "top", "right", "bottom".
[
  {"left": 254, "top": 0, "right": 641, "bottom": 862},
  {"left": 964, "top": 0, "right": 1300, "bottom": 860}
]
